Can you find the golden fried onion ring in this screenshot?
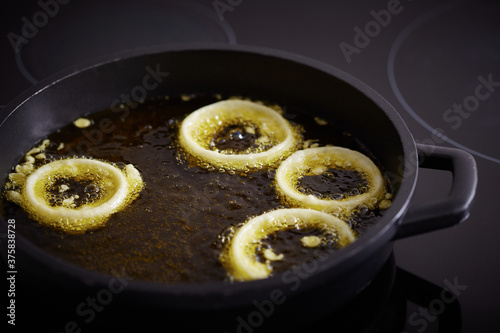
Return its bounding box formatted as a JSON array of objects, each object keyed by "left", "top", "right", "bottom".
[
  {"left": 21, "top": 158, "right": 143, "bottom": 233},
  {"left": 179, "top": 99, "right": 300, "bottom": 171},
  {"left": 222, "top": 208, "right": 356, "bottom": 281},
  {"left": 275, "top": 147, "right": 386, "bottom": 215}
]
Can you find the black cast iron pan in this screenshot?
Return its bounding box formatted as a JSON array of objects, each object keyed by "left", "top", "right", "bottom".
[{"left": 0, "top": 44, "right": 477, "bottom": 330}]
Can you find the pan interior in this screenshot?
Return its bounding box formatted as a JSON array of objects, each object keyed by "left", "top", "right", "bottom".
[
  {"left": 0, "top": 47, "right": 411, "bottom": 291},
  {"left": 1, "top": 93, "right": 392, "bottom": 283}
]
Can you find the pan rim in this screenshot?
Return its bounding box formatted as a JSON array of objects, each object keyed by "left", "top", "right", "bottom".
[{"left": 0, "top": 43, "right": 417, "bottom": 309}]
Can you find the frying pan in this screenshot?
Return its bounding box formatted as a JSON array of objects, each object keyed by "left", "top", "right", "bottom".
[{"left": 0, "top": 44, "right": 477, "bottom": 330}]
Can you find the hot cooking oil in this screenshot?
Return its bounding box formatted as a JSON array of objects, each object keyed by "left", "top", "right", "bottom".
[{"left": 0, "top": 94, "right": 388, "bottom": 283}]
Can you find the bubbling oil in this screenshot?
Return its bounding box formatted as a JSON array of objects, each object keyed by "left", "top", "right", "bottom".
[
  {"left": 7, "top": 158, "right": 144, "bottom": 234},
  {"left": 45, "top": 176, "right": 101, "bottom": 208},
  {"left": 0, "top": 94, "right": 389, "bottom": 283},
  {"left": 210, "top": 121, "right": 267, "bottom": 154},
  {"left": 297, "top": 168, "right": 369, "bottom": 200},
  {"left": 178, "top": 99, "right": 303, "bottom": 173},
  {"left": 256, "top": 227, "right": 339, "bottom": 274}
]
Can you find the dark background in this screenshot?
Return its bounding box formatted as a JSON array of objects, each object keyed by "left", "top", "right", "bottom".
[{"left": 1, "top": 0, "right": 499, "bottom": 332}]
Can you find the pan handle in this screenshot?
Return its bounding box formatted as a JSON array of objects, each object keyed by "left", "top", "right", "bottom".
[{"left": 393, "top": 143, "right": 478, "bottom": 240}]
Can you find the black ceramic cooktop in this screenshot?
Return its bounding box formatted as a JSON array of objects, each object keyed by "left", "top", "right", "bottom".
[{"left": 1, "top": 0, "right": 498, "bottom": 332}]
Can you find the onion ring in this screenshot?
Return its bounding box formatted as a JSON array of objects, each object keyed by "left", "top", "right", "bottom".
[
  {"left": 275, "top": 147, "right": 387, "bottom": 215},
  {"left": 20, "top": 158, "right": 143, "bottom": 234},
  {"left": 222, "top": 208, "right": 356, "bottom": 281},
  {"left": 179, "top": 99, "right": 301, "bottom": 172}
]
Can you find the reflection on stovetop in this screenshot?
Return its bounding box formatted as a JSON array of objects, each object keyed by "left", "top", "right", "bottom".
[
  {"left": 15, "top": 0, "right": 236, "bottom": 85},
  {"left": 388, "top": 1, "right": 500, "bottom": 165},
  {"left": 280, "top": 253, "right": 462, "bottom": 333},
  {"left": 12, "top": 253, "right": 461, "bottom": 332},
  {"left": 0, "top": 0, "right": 236, "bottom": 103}
]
